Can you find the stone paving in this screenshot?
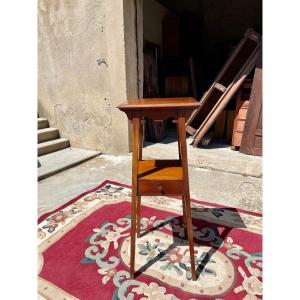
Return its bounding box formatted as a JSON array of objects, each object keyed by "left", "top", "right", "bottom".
[
  {"left": 143, "top": 130, "right": 262, "bottom": 178},
  {"left": 38, "top": 144, "right": 262, "bottom": 218}
]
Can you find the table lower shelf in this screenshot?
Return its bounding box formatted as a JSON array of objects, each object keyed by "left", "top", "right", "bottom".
[{"left": 138, "top": 159, "right": 185, "bottom": 196}]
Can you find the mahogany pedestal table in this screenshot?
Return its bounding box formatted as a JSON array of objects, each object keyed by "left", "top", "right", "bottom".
[{"left": 117, "top": 98, "right": 200, "bottom": 281}]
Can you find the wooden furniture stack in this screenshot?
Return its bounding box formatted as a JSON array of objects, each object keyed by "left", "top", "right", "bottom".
[
  {"left": 118, "top": 98, "right": 200, "bottom": 280},
  {"left": 185, "top": 29, "right": 261, "bottom": 148}
]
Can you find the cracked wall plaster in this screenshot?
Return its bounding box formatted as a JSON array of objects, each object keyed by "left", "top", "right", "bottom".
[{"left": 38, "top": 0, "right": 133, "bottom": 154}]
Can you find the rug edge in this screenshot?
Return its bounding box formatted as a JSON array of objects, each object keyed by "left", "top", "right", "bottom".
[
  {"left": 38, "top": 179, "right": 111, "bottom": 224},
  {"left": 38, "top": 179, "right": 262, "bottom": 224},
  {"left": 107, "top": 180, "right": 263, "bottom": 217}
]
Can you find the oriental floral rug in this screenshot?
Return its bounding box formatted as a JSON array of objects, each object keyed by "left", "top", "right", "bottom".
[{"left": 38, "top": 180, "right": 262, "bottom": 300}]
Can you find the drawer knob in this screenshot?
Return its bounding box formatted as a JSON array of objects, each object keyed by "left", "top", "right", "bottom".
[{"left": 158, "top": 184, "right": 165, "bottom": 195}]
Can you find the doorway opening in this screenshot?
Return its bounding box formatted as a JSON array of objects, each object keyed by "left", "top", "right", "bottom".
[{"left": 142, "top": 0, "right": 262, "bottom": 150}]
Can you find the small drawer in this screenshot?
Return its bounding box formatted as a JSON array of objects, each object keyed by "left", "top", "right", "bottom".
[{"left": 138, "top": 180, "right": 184, "bottom": 196}]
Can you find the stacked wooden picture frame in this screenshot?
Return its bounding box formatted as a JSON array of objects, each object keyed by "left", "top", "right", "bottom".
[{"left": 186, "top": 28, "right": 262, "bottom": 147}]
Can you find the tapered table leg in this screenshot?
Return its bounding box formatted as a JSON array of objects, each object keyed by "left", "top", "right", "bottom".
[
  {"left": 183, "top": 192, "right": 196, "bottom": 280},
  {"left": 177, "top": 114, "right": 196, "bottom": 281},
  {"left": 136, "top": 196, "right": 141, "bottom": 238},
  {"left": 130, "top": 117, "right": 141, "bottom": 279},
  {"left": 178, "top": 123, "right": 187, "bottom": 232},
  {"left": 139, "top": 119, "right": 144, "bottom": 159},
  {"left": 176, "top": 121, "right": 182, "bottom": 160},
  {"left": 182, "top": 196, "right": 187, "bottom": 230},
  {"left": 136, "top": 119, "right": 143, "bottom": 238}
]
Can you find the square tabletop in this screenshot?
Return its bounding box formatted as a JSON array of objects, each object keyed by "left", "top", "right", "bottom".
[{"left": 117, "top": 97, "right": 200, "bottom": 111}]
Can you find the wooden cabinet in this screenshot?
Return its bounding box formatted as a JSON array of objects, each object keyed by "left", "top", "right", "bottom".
[{"left": 231, "top": 80, "right": 252, "bottom": 148}]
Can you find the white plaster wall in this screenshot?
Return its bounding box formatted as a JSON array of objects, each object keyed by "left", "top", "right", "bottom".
[{"left": 38, "top": 0, "right": 137, "bottom": 154}]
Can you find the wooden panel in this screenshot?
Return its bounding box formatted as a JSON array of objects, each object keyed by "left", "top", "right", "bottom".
[
  {"left": 238, "top": 107, "right": 249, "bottom": 119},
  {"left": 189, "top": 88, "right": 223, "bottom": 130},
  {"left": 138, "top": 159, "right": 182, "bottom": 180},
  {"left": 240, "top": 100, "right": 250, "bottom": 108},
  {"left": 226, "top": 110, "right": 235, "bottom": 140},
  {"left": 119, "top": 97, "right": 199, "bottom": 109},
  {"left": 240, "top": 51, "right": 263, "bottom": 156},
  {"left": 254, "top": 136, "right": 262, "bottom": 149},
  {"left": 218, "top": 38, "right": 258, "bottom": 87},
  {"left": 138, "top": 159, "right": 184, "bottom": 195},
  {"left": 143, "top": 42, "right": 160, "bottom": 98},
  {"left": 231, "top": 80, "right": 252, "bottom": 147},
  {"left": 236, "top": 120, "right": 246, "bottom": 132},
  {"left": 165, "top": 76, "right": 189, "bottom": 97},
  {"left": 143, "top": 42, "right": 164, "bottom": 142},
  {"left": 214, "top": 110, "right": 227, "bottom": 138},
  {"left": 145, "top": 119, "right": 166, "bottom": 142},
  {"left": 118, "top": 98, "right": 200, "bottom": 121},
  {"left": 232, "top": 132, "right": 243, "bottom": 146}
]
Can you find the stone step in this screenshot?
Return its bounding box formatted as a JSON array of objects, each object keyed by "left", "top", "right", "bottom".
[
  {"left": 38, "top": 138, "right": 70, "bottom": 156},
  {"left": 38, "top": 128, "right": 60, "bottom": 143},
  {"left": 38, "top": 118, "right": 49, "bottom": 129},
  {"left": 38, "top": 148, "right": 100, "bottom": 181}
]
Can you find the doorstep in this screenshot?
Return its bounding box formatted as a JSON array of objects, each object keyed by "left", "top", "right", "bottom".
[{"left": 38, "top": 147, "right": 100, "bottom": 181}]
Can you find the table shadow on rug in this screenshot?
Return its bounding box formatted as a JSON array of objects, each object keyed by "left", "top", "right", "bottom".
[{"left": 135, "top": 207, "right": 246, "bottom": 280}]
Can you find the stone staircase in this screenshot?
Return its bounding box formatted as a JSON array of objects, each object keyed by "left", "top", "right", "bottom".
[
  {"left": 37, "top": 116, "right": 100, "bottom": 181},
  {"left": 38, "top": 118, "right": 70, "bottom": 156}
]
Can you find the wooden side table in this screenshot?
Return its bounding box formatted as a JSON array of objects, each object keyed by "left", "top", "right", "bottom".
[{"left": 118, "top": 98, "right": 200, "bottom": 280}]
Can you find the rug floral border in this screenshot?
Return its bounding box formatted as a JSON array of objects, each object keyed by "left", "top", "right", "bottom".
[
  {"left": 38, "top": 180, "right": 262, "bottom": 300},
  {"left": 38, "top": 179, "right": 262, "bottom": 224}
]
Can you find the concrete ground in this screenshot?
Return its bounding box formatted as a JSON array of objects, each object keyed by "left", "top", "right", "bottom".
[
  {"left": 38, "top": 137, "right": 262, "bottom": 217},
  {"left": 144, "top": 129, "right": 262, "bottom": 178}
]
